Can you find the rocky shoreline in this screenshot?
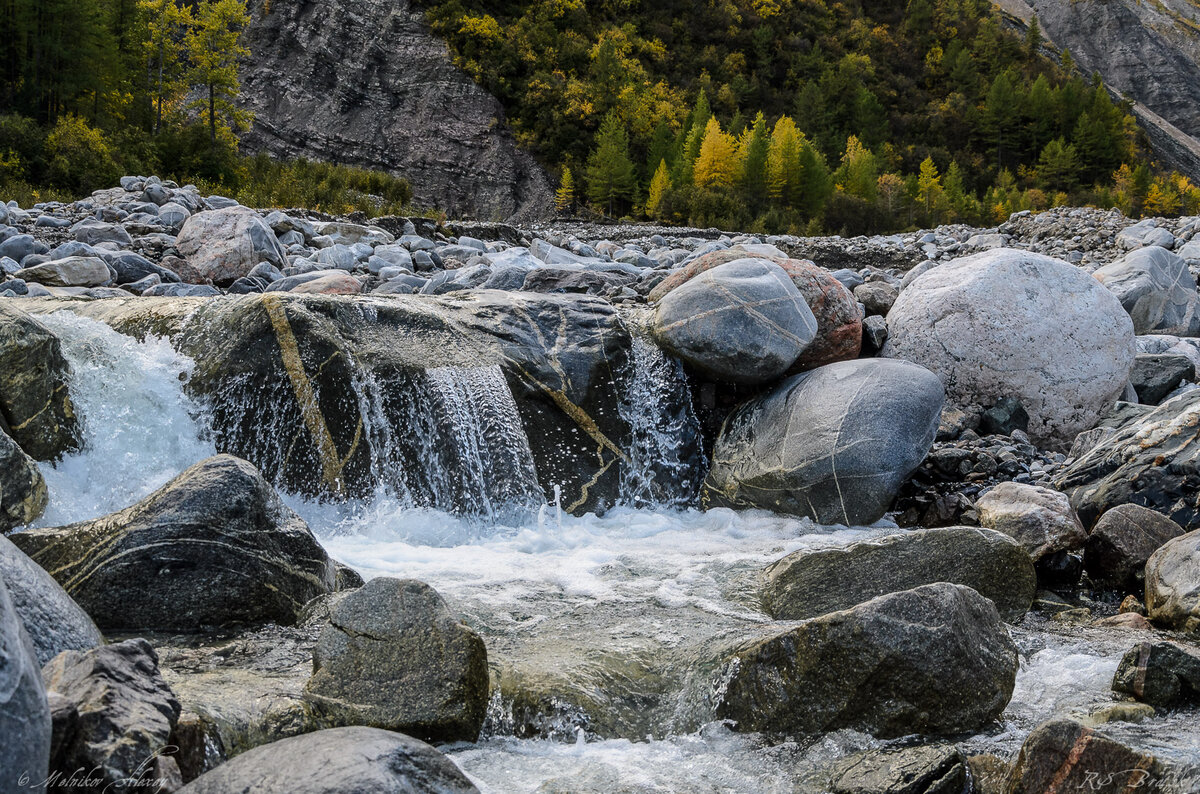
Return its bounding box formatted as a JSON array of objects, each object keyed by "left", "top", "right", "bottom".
[{"left": 1, "top": 179, "right": 1200, "bottom": 792}]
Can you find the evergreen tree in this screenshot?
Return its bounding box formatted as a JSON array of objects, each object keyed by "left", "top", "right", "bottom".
[
  {"left": 835, "top": 135, "right": 878, "bottom": 202},
  {"left": 586, "top": 112, "right": 636, "bottom": 214},
  {"left": 1025, "top": 15, "right": 1043, "bottom": 59},
  {"left": 645, "top": 158, "right": 670, "bottom": 219},
  {"left": 555, "top": 166, "right": 575, "bottom": 212},
  {"left": 693, "top": 117, "right": 737, "bottom": 189},
  {"left": 917, "top": 156, "right": 945, "bottom": 221},
  {"left": 185, "top": 0, "right": 251, "bottom": 143},
  {"left": 767, "top": 115, "right": 801, "bottom": 207},
  {"left": 795, "top": 137, "right": 832, "bottom": 218},
  {"left": 1036, "top": 138, "right": 1079, "bottom": 192},
  {"left": 738, "top": 111, "right": 770, "bottom": 211},
  {"left": 984, "top": 70, "right": 1018, "bottom": 170}
]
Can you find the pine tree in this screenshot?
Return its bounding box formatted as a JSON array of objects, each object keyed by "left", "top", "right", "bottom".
[
  {"left": 586, "top": 112, "right": 636, "bottom": 215},
  {"left": 645, "top": 158, "right": 670, "bottom": 219},
  {"left": 835, "top": 135, "right": 878, "bottom": 202},
  {"left": 795, "top": 137, "right": 832, "bottom": 218},
  {"left": 984, "top": 70, "right": 1018, "bottom": 170},
  {"left": 693, "top": 117, "right": 737, "bottom": 189},
  {"left": 1036, "top": 138, "right": 1079, "bottom": 193},
  {"left": 767, "top": 115, "right": 801, "bottom": 207},
  {"left": 185, "top": 0, "right": 251, "bottom": 143},
  {"left": 918, "top": 156, "right": 945, "bottom": 221},
  {"left": 555, "top": 166, "right": 575, "bottom": 212},
  {"left": 1025, "top": 15, "right": 1043, "bottom": 59},
  {"left": 739, "top": 111, "right": 770, "bottom": 211}
]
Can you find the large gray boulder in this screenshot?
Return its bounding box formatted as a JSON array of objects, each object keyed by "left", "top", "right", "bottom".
[
  {"left": 1112, "top": 641, "right": 1200, "bottom": 707},
  {"left": 177, "top": 726, "right": 479, "bottom": 793},
  {"left": 0, "top": 303, "right": 80, "bottom": 460},
  {"left": 15, "top": 256, "right": 113, "bottom": 288},
  {"left": 0, "top": 431, "right": 47, "bottom": 532},
  {"left": 651, "top": 258, "right": 817, "bottom": 384},
  {"left": 0, "top": 536, "right": 102, "bottom": 665},
  {"left": 1145, "top": 528, "right": 1200, "bottom": 633},
  {"left": 710, "top": 583, "right": 1018, "bottom": 737},
  {"left": 1085, "top": 504, "right": 1186, "bottom": 592},
  {"left": 0, "top": 576, "right": 50, "bottom": 791},
  {"left": 10, "top": 455, "right": 336, "bottom": 632},
  {"left": 1093, "top": 247, "right": 1200, "bottom": 336},
  {"left": 704, "top": 358, "right": 943, "bottom": 525},
  {"left": 883, "top": 248, "right": 1135, "bottom": 447},
  {"left": 975, "top": 482, "right": 1087, "bottom": 562},
  {"left": 304, "top": 578, "right": 488, "bottom": 743},
  {"left": 42, "top": 639, "right": 182, "bottom": 791},
  {"left": 762, "top": 527, "right": 1036, "bottom": 622},
  {"left": 175, "top": 207, "right": 288, "bottom": 286}
]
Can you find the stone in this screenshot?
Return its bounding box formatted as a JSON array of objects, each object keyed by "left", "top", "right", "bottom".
[
  {"left": 72, "top": 218, "right": 132, "bottom": 247},
  {"left": 1093, "top": 247, "right": 1200, "bottom": 336},
  {"left": 852, "top": 280, "right": 898, "bottom": 317},
  {"left": 10, "top": 455, "right": 336, "bottom": 632},
  {"left": 882, "top": 249, "right": 1136, "bottom": 447},
  {"left": 157, "top": 202, "right": 190, "bottom": 230},
  {"left": 1006, "top": 718, "right": 1178, "bottom": 794},
  {"left": 1112, "top": 641, "right": 1200, "bottom": 707},
  {"left": 304, "top": 578, "right": 488, "bottom": 743},
  {"left": 762, "top": 526, "right": 1037, "bottom": 622},
  {"left": 16, "top": 256, "right": 112, "bottom": 287},
  {"left": 314, "top": 222, "right": 395, "bottom": 248},
  {"left": 0, "top": 233, "right": 46, "bottom": 263},
  {"left": 0, "top": 303, "right": 81, "bottom": 460},
  {"left": 704, "top": 358, "right": 943, "bottom": 525},
  {"left": 108, "top": 251, "right": 182, "bottom": 285},
  {"left": 1055, "top": 390, "right": 1200, "bottom": 530},
  {"left": 0, "top": 575, "right": 50, "bottom": 791},
  {"left": 979, "top": 397, "right": 1029, "bottom": 436},
  {"left": 1131, "top": 353, "right": 1195, "bottom": 405},
  {"left": 861, "top": 314, "right": 888, "bottom": 353},
  {"left": 0, "top": 430, "right": 47, "bottom": 532},
  {"left": 829, "top": 745, "right": 967, "bottom": 794},
  {"left": 648, "top": 248, "right": 862, "bottom": 369},
  {"left": 141, "top": 283, "right": 222, "bottom": 298},
  {"left": 522, "top": 267, "right": 635, "bottom": 296},
  {"left": 651, "top": 258, "right": 817, "bottom": 384},
  {"left": 175, "top": 207, "right": 289, "bottom": 286},
  {"left": 1145, "top": 528, "right": 1200, "bottom": 633},
  {"left": 975, "top": 482, "right": 1087, "bottom": 561},
  {"left": 710, "top": 583, "right": 1017, "bottom": 737},
  {"left": 42, "top": 639, "right": 182, "bottom": 792},
  {"left": 286, "top": 271, "right": 363, "bottom": 295},
  {"left": 1085, "top": 504, "right": 1186, "bottom": 591},
  {"left": 0, "top": 535, "right": 102, "bottom": 665},
  {"left": 176, "top": 726, "right": 479, "bottom": 793}
]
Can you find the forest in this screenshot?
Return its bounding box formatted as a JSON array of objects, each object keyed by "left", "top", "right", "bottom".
[{"left": 423, "top": 0, "right": 1200, "bottom": 233}]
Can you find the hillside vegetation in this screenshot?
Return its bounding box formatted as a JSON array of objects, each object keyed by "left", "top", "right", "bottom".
[{"left": 423, "top": 0, "right": 1200, "bottom": 232}]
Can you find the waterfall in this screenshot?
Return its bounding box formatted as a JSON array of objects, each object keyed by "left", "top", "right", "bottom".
[{"left": 618, "top": 337, "right": 707, "bottom": 509}]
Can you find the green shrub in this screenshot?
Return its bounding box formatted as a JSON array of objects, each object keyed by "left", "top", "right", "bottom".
[{"left": 45, "top": 116, "right": 121, "bottom": 194}]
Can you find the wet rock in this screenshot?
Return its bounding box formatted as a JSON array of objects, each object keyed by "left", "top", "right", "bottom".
[
  {"left": 763, "top": 526, "right": 1036, "bottom": 622},
  {"left": 651, "top": 259, "right": 817, "bottom": 384},
  {"left": 975, "top": 482, "right": 1087, "bottom": 561},
  {"left": 829, "top": 745, "right": 966, "bottom": 794},
  {"left": 0, "top": 430, "right": 47, "bottom": 532},
  {"left": 42, "top": 639, "right": 182, "bottom": 792},
  {"left": 883, "top": 248, "right": 1135, "bottom": 447},
  {"left": 10, "top": 455, "right": 336, "bottom": 632},
  {"left": 0, "top": 303, "right": 80, "bottom": 460},
  {"left": 1112, "top": 641, "right": 1200, "bottom": 707},
  {"left": 1093, "top": 247, "right": 1200, "bottom": 336},
  {"left": 1145, "top": 529, "right": 1200, "bottom": 633},
  {"left": 304, "top": 578, "right": 488, "bottom": 744},
  {"left": 16, "top": 256, "right": 112, "bottom": 287},
  {"left": 176, "top": 726, "right": 479, "bottom": 793},
  {"left": 0, "top": 535, "right": 102, "bottom": 665},
  {"left": 0, "top": 576, "right": 50, "bottom": 792},
  {"left": 1055, "top": 390, "right": 1200, "bottom": 530},
  {"left": 175, "top": 207, "right": 288, "bottom": 285},
  {"left": 1085, "top": 504, "right": 1185, "bottom": 592},
  {"left": 704, "top": 359, "right": 943, "bottom": 525},
  {"left": 1006, "top": 718, "right": 1180, "bottom": 794},
  {"left": 1131, "top": 353, "right": 1195, "bottom": 405},
  {"left": 711, "top": 583, "right": 1017, "bottom": 737}
]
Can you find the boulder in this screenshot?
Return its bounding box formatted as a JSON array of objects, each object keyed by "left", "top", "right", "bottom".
[
  {"left": 304, "top": 578, "right": 488, "bottom": 743},
  {"left": 1130, "top": 353, "right": 1195, "bottom": 405},
  {"left": 1145, "top": 529, "right": 1200, "bottom": 633},
  {"left": 762, "top": 526, "right": 1036, "bottom": 622},
  {"left": 0, "top": 575, "right": 51, "bottom": 791},
  {"left": 975, "top": 482, "right": 1087, "bottom": 561},
  {"left": 0, "top": 430, "right": 47, "bottom": 532},
  {"left": 42, "top": 639, "right": 182, "bottom": 791},
  {"left": 1055, "top": 390, "right": 1200, "bottom": 530},
  {"left": 1093, "top": 247, "right": 1200, "bottom": 336},
  {"left": 710, "top": 583, "right": 1017, "bottom": 737},
  {"left": 0, "top": 536, "right": 102, "bottom": 665},
  {"left": 522, "top": 267, "right": 636, "bottom": 296},
  {"left": 16, "top": 256, "right": 112, "bottom": 287},
  {"left": 1112, "top": 641, "right": 1200, "bottom": 707},
  {"left": 704, "top": 358, "right": 943, "bottom": 525},
  {"left": 648, "top": 248, "right": 862, "bottom": 369},
  {"left": 175, "top": 207, "right": 288, "bottom": 286},
  {"left": 282, "top": 270, "right": 363, "bottom": 295},
  {"left": 651, "top": 258, "right": 817, "bottom": 384},
  {"left": 852, "top": 280, "right": 898, "bottom": 317},
  {"left": 829, "top": 745, "right": 967, "bottom": 794},
  {"left": 10, "top": 455, "right": 336, "bottom": 632},
  {"left": 176, "top": 726, "right": 479, "bottom": 794},
  {"left": 1085, "top": 504, "right": 1185, "bottom": 591},
  {"left": 883, "top": 249, "right": 1136, "bottom": 447},
  {"left": 0, "top": 303, "right": 80, "bottom": 460},
  {"left": 72, "top": 218, "right": 132, "bottom": 247}
]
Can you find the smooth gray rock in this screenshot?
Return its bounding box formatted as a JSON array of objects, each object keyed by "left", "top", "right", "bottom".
[
  {"left": 9, "top": 455, "right": 336, "bottom": 632},
  {"left": 0, "top": 536, "right": 101, "bottom": 665},
  {"left": 763, "top": 527, "right": 1036, "bottom": 622},
  {"left": 883, "top": 248, "right": 1136, "bottom": 447},
  {"left": 0, "top": 576, "right": 50, "bottom": 792},
  {"left": 176, "top": 726, "right": 479, "bottom": 793},
  {"left": 1094, "top": 247, "right": 1200, "bottom": 336},
  {"left": 704, "top": 358, "right": 943, "bottom": 525},
  {"left": 1112, "top": 641, "right": 1200, "bottom": 707},
  {"left": 16, "top": 256, "right": 112, "bottom": 287},
  {"left": 141, "top": 283, "right": 221, "bottom": 298},
  {"left": 305, "top": 578, "right": 488, "bottom": 744},
  {"left": 175, "top": 207, "right": 288, "bottom": 285},
  {"left": 0, "top": 431, "right": 47, "bottom": 532},
  {"left": 1131, "top": 352, "right": 1195, "bottom": 404},
  {"left": 829, "top": 745, "right": 967, "bottom": 794},
  {"left": 652, "top": 258, "right": 817, "bottom": 384},
  {"left": 976, "top": 482, "right": 1087, "bottom": 561},
  {"left": 71, "top": 218, "right": 132, "bottom": 247},
  {"left": 1086, "top": 504, "right": 1186, "bottom": 591},
  {"left": 1145, "top": 528, "right": 1200, "bottom": 633}
]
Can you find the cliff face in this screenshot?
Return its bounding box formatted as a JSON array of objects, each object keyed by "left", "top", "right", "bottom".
[{"left": 237, "top": 0, "right": 553, "bottom": 222}]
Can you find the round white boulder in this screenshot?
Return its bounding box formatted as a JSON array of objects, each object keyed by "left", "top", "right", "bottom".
[{"left": 882, "top": 249, "right": 1135, "bottom": 447}]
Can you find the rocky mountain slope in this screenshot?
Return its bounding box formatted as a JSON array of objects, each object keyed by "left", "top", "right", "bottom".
[{"left": 236, "top": 0, "right": 553, "bottom": 223}]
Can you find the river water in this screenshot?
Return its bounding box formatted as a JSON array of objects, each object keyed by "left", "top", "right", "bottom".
[{"left": 27, "top": 311, "right": 1200, "bottom": 792}]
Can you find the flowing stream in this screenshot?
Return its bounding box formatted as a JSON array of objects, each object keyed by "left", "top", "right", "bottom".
[{"left": 27, "top": 312, "right": 1200, "bottom": 792}]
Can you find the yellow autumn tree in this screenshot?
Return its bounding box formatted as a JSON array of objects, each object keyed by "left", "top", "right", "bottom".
[
  {"left": 693, "top": 117, "right": 738, "bottom": 189},
  {"left": 646, "top": 159, "right": 670, "bottom": 219},
  {"left": 555, "top": 166, "right": 575, "bottom": 212},
  {"left": 918, "top": 156, "right": 945, "bottom": 219}
]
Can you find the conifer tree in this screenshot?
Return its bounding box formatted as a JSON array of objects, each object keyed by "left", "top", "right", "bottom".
[
  {"left": 1025, "top": 15, "right": 1043, "bottom": 59},
  {"left": 738, "top": 112, "right": 770, "bottom": 211},
  {"left": 795, "top": 137, "right": 832, "bottom": 218},
  {"left": 586, "top": 112, "right": 636, "bottom": 215},
  {"left": 645, "top": 159, "right": 670, "bottom": 219},
  {"left": 835, "top": 135, "right": 878, "bottom": 202},
  {"left": 693, "top": 117, "right": 737, "bottom": 189},
  {"left": 767, "top": 116, "right": 801, "bottom": 206},
  {"left": 984, "top": 70, "right": 1018, "bottom": 170},
  {"left": 185, "top": 0, "right": 251, "bottom": 143},
  {"left": 1036, "top": 138, "right": 1079, "bottom": 192},
  {"left": 142, "top": 0, "right": 194, "bottom": 134},
  {"left": 917, "top": 156, "right": 945, "bottom": 221},
  {"left": 555, "top": 166, "right": 575, "bottom": 212}
]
